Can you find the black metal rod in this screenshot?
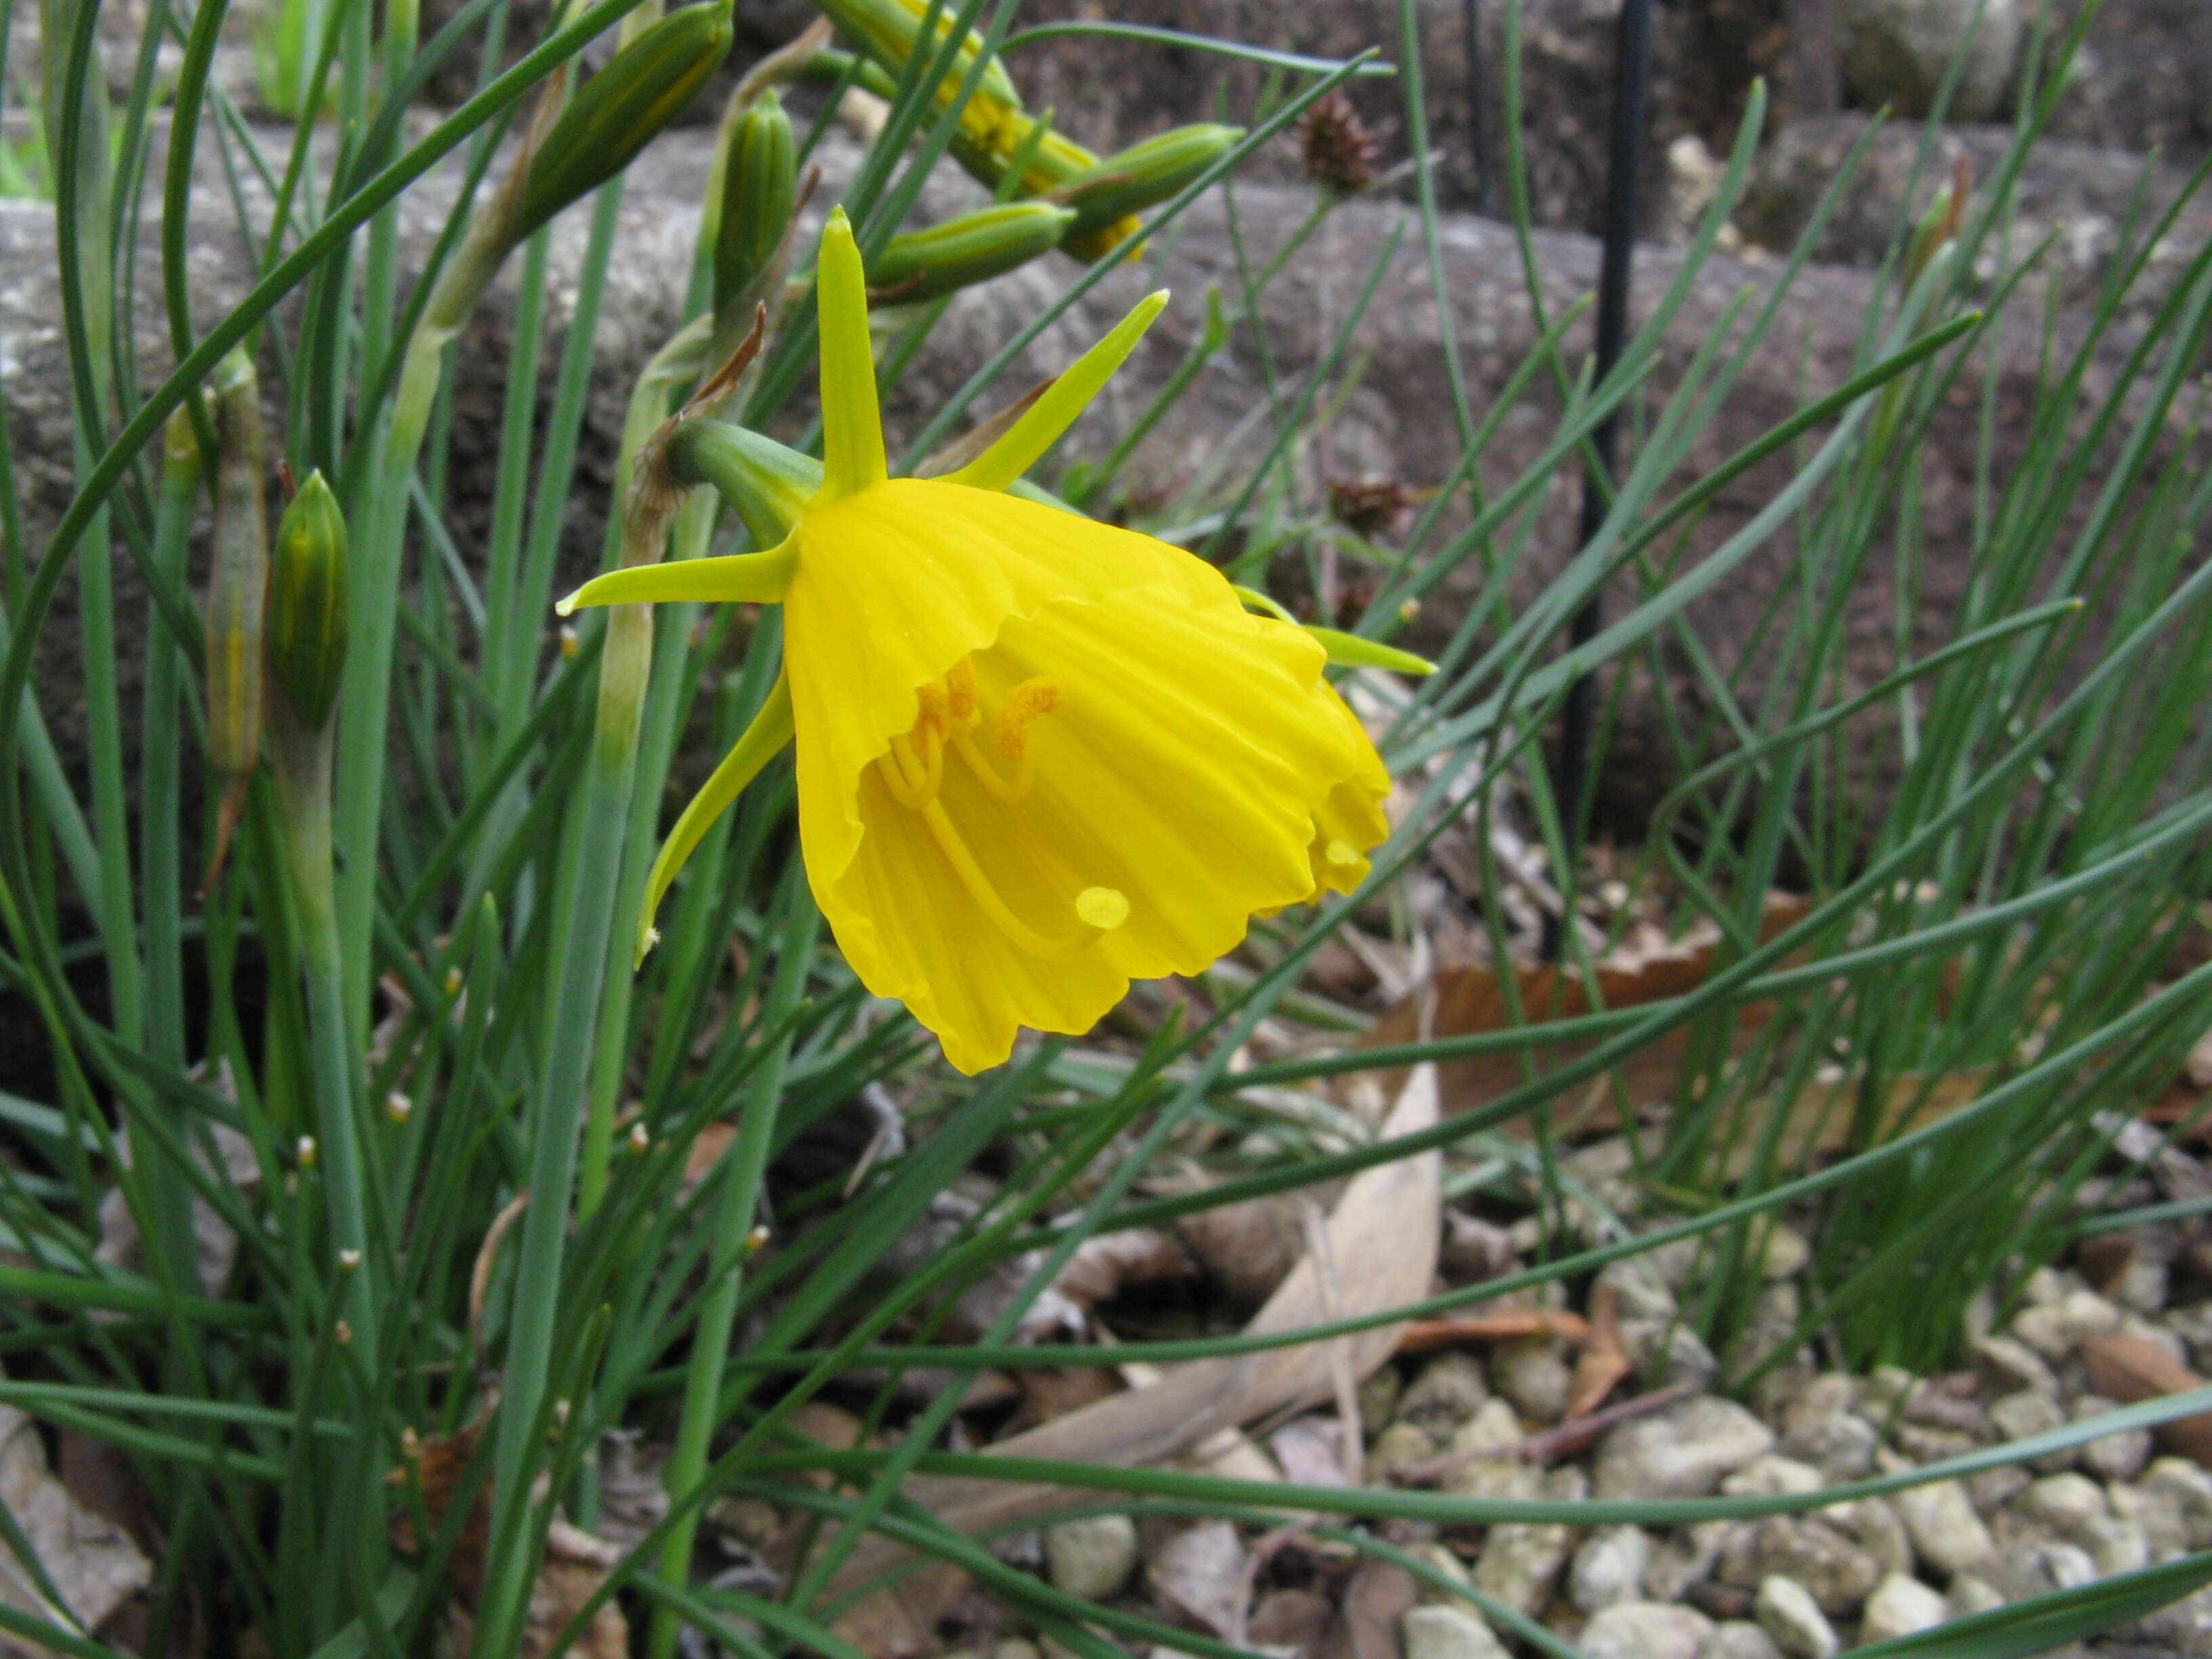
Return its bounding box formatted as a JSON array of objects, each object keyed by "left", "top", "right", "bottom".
[
  {"left": 1462, "top": 0, "right": 1501, "bottom": 218},
  {"left": 1545, "top": 0, "right": 1654, "bottom": 959}
]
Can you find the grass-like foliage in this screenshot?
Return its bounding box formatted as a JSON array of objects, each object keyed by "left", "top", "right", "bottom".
[{"left": 5, "top": 0, "right": 2212, "bottom": 1653}]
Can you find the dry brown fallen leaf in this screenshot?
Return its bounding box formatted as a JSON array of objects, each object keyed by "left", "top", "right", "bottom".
[
  {"left": 1353, "top": 895, "right": 1809, "bottom": 1128},
  {"left": 94, "top": 1060, "right": 260, "bottom": 1301},
  {"left": 1145, "top": 1517, "right": 1250, "bottom": 1638},
  {"left": 0, "top": 1396, "right": 153, "bottom": 1656},
  {"left": 1563, "top": 1279, "right": 1632, "bottom": 1421},
  {"left": 2081, "top": 1333, "right": 2212, "bottom": 1468},
  {"left": 387, "top": 1424, "right": 629, "bottom": 1658},
  {"left": 1725, "top": 1066, "right": 1994, "bottom": 1179},
  {"left": 1321, "top": 1558, "right": 1418, "bottom": 1659},
  {"left": 819, "top": 1063, "right": 1443, "bottom": 1655}
]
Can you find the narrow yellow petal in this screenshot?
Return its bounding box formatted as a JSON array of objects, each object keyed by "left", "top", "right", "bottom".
[
  {"left": 636, "top": 667, "right": 795, "bottom": 963},
  {"left": 945, "top": 290, "right": 1169, "bottom": 493},
  {"left": 556, "top": 539, "right": 796, "bottom": 615},
  {"left": 815, "top": 206, "right": 887, "bottom": 500}
]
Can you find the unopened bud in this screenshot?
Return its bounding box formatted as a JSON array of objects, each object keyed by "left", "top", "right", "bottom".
[
  {"left": 1397, "top": 596, "right": 1420, "bottom": 624},
  {"left": 559, "top": 625, "right": 579, "bottom": 658},
  {"left": 714, "top": 89, "right": 797, "bottom": 316},
  {"left": 265, "top": 468, "right": 350, "bottom": 732},
  {"left": 443, "top": 966, "right": 464, "bottom": 995},
  {"left": 337, "top": 1247, "right": 362, "bottom": 1270},
  {"left": 1053, "top": 124, "right": 1242, "bottom": 254},
  {"left": 296, "top": 1135, "right": 317, "bottom": 1170},
  {"left": 399, "top": 1425, "right": 420, "bottom": 1458},
  {"left": 868, "top": 201, "right": 1076, "bottom": 302},
  {"left": 516, "top": 3, "right": 733, "bottom": 241},
  {"left": 1903, "top": 152, "right": 1971, "bottom": 290},
  {"left": 552, "top": 1398, "right": 571, "bottom": 1428},
  {"left": 948, "top": 111, "right": 1094, "bottom": 201},
  {"left": 204, "top": 349, "right": 268, "bottom": 881},
  {"left": 815, "top": 0, "right": 1021, "bottom": 155},
  {"left": 385, "top": 1092, "right": 413, "bottom": 1125},
  {"left": 745, "top": 1223, "right": 771, "bottom": 1255},
  {"left": 162, "top": 401, "right": 202, "bottom": 481},
  {"left": 334, "top": 1319, "right": 352, "bottom": 1346},
  {"left": 628, "top": 1120, "right": 651, "bottom": 1154}
]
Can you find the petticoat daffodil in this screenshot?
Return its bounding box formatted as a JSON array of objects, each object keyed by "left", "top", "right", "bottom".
[{"left": 560, "top": 207, "right": 1391, "bottom": 1073}]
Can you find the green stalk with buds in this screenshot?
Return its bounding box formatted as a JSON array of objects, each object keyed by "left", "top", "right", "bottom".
[
  {"left": 264, "top": 471, "right": 376, "bottom": 1370},
  {"left": 334, "top": 0, "right": 733, "bottom": 1031}
]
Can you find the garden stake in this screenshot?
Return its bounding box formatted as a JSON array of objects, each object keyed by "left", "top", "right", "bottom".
[{"left": 1547, "top": 0, "right": 1654, "bottom": 958}]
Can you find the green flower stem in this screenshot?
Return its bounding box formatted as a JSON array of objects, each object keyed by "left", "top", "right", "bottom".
[
  {"left": 46, "top": 0, "right": 138, "bottom": 1048},
  {"left": 271, "top": 707, "right": 377, "bottom": 1368},
  {"left": 575, "top": 593, "right": 693, "bottom": 1214},
  {"left": 644, "top": 871, "right": 813, "bottom": 1659},
  {"left": 139, "top": 417, "right": 203, "bottom": 1294},
  {"left": 360, "top": 0, "right": 419, "bottom": 376},
  {"left": 334, "top": 211, "right": 512, "bottom": 1035},
  {"left": 476, "top": 473, "right": 671, "bottom": 1656},
  {"left": 575, "top": 313, "right": 726, "bottom": 1217}
]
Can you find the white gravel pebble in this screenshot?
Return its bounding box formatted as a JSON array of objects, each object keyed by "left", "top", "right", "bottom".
[
  {"left": 1576, "top": 1599, "right": 1712, "bottom": 1659},
  {"left": 1399, "top": 1601, "right": 1509, "bottom": 1659},
  {"left": 1860, "top": 1572, "right": 1950, "bottom": 1643},
  {"left": 1755, "top": 1574, "right": 1840, "bottom": 1659},
  {"left": 1043, "top": 1515, "right": 1137, "bottom": 1601}
]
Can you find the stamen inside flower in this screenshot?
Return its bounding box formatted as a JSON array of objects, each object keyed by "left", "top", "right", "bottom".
[{"left": 874, "top": 663, "right": 1124, "bottom": 959}]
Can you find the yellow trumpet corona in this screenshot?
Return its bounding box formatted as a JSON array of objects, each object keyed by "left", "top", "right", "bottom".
[{"left": 560, "top": 207, "right": 1391, "bottom": 1073}]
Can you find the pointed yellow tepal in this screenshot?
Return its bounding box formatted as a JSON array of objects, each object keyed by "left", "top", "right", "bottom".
[
  {"left": 948, "top": 290, "right": 1169, "bottom": 493},
  {"left": 816, "top": 207, "right": 887, "bottom": 500}
]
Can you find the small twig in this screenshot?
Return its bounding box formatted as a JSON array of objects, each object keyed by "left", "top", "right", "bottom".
[
  {"left": 469, "top": 1189, "right": 531, "bottom": 1357},
  {"left": 1390, "top": 1382, "right": 1694, "bottom": 1485},
  {"left": 1395, "top": 1309, "right": 1593, "bottom": 1352}
]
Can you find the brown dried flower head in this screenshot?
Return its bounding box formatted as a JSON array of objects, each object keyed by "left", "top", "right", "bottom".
[
  {"left": 1328, "top": 475, "right": 1416, "bottom": 538},
  {"left": 1297, "top": 91, "right": 1378, "bottom": 198}
]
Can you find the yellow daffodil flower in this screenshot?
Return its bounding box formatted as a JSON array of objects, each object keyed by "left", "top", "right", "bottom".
[{"left": 560, "top": 207, "right": 1391, "bottom": 1073}]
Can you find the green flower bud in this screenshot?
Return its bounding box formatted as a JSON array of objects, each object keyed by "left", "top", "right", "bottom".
[
  {"left": 814, "top": 0, "right": 1021, "bottom": 153},
  {"left": 867, "top": 201, "right": 1076, "bottom": 301},
  {"left": 714, "top": 89, "right": 797, "bottom": 316},
  {"left": 266, "top": 470, "right": 350, "bottom": 732},
  {"left": 515, "top": 3, "right": 733, "bottom": 241},
  {"left": 1054, "top": 123, "right": 1242, "bottom": 243}
]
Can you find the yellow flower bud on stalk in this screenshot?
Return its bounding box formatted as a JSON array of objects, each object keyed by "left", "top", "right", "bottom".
[
  {"left": 714, "top": 88, "right": 797, "bottom": 317},
  {"left": 947, "top": 111, "right": 1096, "bottom": 199},
  {"left": 203, "top": 348, "right": 268, "bottom": 890},
  {"left": 813, "top": 0, "right": 1022, "bottom": 156},
  {"left": 266, "top": 470, "right": 350, "bottom": 732},
  {"left": 867, "top": 201, "right": 1076, "bottom": 302},
  {"left": 514, "top": 2, "right": 734, "bottom": 242}
]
